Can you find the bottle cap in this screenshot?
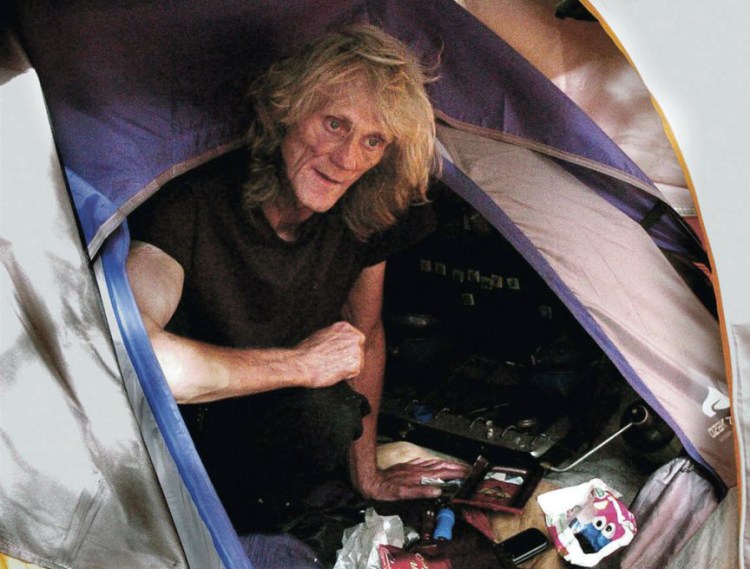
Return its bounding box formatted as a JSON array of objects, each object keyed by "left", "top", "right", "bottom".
[{"left": 433, "top": 507, "right": 455, "bottom": 541}]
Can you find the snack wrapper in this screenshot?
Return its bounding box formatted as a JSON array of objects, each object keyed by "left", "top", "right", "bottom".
[
  {"left": 451, "top": 466, "right": 541, "bottom": 514},
  {"left": 537, "top": 479, "right": 636, "bottom": 567},
  {"left": 378, "top": 544, "right": 451, "bottom": 569}
]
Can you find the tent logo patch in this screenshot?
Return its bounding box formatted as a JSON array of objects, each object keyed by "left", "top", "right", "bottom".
[
  {"left": 702, "top": 386, "right": 730, "bottom": 418},
  {"left": 703, "top": 387, "right": 732, "bottom": 441}
]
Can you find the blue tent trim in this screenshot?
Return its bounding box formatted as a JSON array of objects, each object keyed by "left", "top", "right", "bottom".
[{"left": 98, "top": 225, "right": 254, "bottom": 569}]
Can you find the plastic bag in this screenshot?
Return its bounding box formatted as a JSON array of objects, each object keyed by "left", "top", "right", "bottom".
[
  {"left": 537, "top": 479, "right": 636, "bottom": 567},
  {"left": 333, "top": 508, "right": 405, "bottom": 569}
]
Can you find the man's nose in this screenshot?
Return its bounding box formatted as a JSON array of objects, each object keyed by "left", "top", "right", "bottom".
[{"left": 330, "top": 137, "right": 359, "bottom": 171}]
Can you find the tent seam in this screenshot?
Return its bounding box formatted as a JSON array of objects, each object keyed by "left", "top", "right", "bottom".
[
  {"left": 435, "top": 111, "right": 664, "bottom": 200},
  {"left": 86, "top": 138, "right": 248, "bottom": 259}
]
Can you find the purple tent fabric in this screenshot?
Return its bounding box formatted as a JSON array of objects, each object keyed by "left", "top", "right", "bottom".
[
  {"left": 13, "top": 0, "right": 706, "bottom": 264},
  {"left": 239, "top": 534, "right": 321, "bottom": 569}
]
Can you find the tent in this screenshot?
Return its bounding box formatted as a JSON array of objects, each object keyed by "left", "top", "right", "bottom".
[{"left": 1, "top": 0, "right": 746, "bottom": 567}]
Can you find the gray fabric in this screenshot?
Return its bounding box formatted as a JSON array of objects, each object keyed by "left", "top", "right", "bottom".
[
  {"left": 437, "top": 124, "right": 735, "bottom": 487},
  {"left": 239, "top": 534, "right": 322, "bottom": 569},
  {"left": 0, "top": 31, "right": 188, "bottom": 568},
  {"left": 94, "top": 262, "right": 228, "bottom": 569},
  {"left": 732, "top": 322, "right": 750, "bottom": 567},
  {"left": 576, "top": 1, "right": 748, "bottom": 564},
  {"left": 664, "top": 486, "right": 739, "bottom": 569},
  {"left": 617, "top": 458, "right": 720, "bottom": 569}
]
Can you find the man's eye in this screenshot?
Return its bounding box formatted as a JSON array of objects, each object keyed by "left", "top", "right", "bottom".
[
  {"left": 327, "top": 118, "right": 341, "bottom": 130},
  {"left": 366, "top": 137, "right": 382, "bottom": 148}
]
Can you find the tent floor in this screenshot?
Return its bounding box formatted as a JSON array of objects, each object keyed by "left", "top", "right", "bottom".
[
  {"left": 374, "top": 384, "right": 684, "bottom": 569},
  {"left": 543, "top": 387, "right": 684, "bottom": 505}
]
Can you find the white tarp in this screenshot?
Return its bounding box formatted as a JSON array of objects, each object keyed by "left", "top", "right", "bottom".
[{"left": 0, "top": 31, "right": 189, "bottom": 569}]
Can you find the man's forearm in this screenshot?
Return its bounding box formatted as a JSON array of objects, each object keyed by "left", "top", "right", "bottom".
[
  {"left": 348, "top": 321, "right": 386, "bottom": 495},
  {"left": 147, "top": 321, "right": 307, "bottom": 403},
  {"left": 146, "top": 318, "right": 365, "bottom": 404}
]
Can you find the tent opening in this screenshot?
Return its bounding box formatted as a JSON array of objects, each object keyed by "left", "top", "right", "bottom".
[{"left": 379, "top": 180, "right": 688, "bottom": 504}]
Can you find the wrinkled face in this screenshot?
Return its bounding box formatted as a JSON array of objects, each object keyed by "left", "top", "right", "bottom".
[{"left": 280, "top": 81, "right": 391, "bottom": 217}]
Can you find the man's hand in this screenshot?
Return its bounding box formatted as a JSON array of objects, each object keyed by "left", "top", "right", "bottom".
[
  {"left": 293, "top": 321, "right": 366, "bottom": 388},
  {"left": 356, "top": 457, "right": 470, "bottom": 501}
]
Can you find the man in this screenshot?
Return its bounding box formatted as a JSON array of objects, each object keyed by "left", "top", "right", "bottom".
[{"left": 127, "top": 24, "right": 465, "bottom": 534}]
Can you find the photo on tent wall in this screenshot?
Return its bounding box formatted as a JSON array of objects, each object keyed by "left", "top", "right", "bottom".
[{"left": 379, "top": 182, "right": 685, "bottom": 503}]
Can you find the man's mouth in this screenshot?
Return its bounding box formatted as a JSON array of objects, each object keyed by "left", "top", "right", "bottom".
[{"left": 315, "top": 169, "right": 342, "bottom": 184}]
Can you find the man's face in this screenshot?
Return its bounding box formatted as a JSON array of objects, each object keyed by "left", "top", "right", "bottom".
[{"left": 280, "top": 81, "right": 391, "bottom": 217}]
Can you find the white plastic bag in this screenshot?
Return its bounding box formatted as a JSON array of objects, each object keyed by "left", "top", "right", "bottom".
[{"left": 333, "top": 508, "right": 405, "bottom": 569}]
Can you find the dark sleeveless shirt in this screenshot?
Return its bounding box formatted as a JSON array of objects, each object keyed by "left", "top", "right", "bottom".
[{"left": 128, "top": 149, "right": 435, "bottom": 349}]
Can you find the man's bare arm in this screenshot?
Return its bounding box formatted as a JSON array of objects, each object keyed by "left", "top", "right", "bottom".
[
  {"left": 345, "top": 262, "right": 468, "bottom": 500},
  {"left": 126, "top": 241, "right": 365, "bottom": 403}
]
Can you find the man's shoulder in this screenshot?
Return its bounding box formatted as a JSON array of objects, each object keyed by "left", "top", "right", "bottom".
[
  {"left": 146, "top": 148, "right": 248, "bottom": 215},
  {"left": 129, "top": 148, "right": 249, "bottom": 244},
  {"left": 359, "top": 202, "right": 436, "bottom": 267},
  {"left": 167, "top": 147, "right": 248, "bottom": 193}
]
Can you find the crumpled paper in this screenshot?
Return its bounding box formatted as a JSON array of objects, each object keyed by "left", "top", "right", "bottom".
[
  {"left": 537, "top": 478, "right": 637, "bottom": 568},
  {"left": 333, "top": 508, "right": 405, "bottom": 569}
]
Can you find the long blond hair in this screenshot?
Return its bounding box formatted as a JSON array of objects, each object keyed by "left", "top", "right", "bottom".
[{"left": 244, "top": 24, "right": 439, "bottom": 240}]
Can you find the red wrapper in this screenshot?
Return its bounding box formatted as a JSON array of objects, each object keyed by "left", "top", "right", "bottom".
[{"left": 378, "top": 544, "right": 452, "bottom": 569}]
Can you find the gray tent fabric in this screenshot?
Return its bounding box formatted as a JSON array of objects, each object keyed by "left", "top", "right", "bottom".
[
  {"left": 437, "top": 124, "right": 735, "bottom": 486},
  {"left": 0, "top": 31, "right": 190, "bottom": 569},
  {"left": 92, "top": 260, "right": 229, "bottom": 569},
  {"left": 664, "top": 487, "right": 739, "bottom": 569},
  {"left": 616, "top": 457, "right": 723, "bottom": 569}
]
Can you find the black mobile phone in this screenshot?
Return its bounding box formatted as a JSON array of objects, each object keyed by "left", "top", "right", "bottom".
[{"left": 494, "top": 527, "right": 550, "bottom": 565}]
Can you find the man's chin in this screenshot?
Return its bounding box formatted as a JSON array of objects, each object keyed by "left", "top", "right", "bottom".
[
  {"left": 296, "top": 194, "right": 344, "bottom": 215},
  {"left": 305, "top": 203, "right": 335, "bottom": 215}
]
